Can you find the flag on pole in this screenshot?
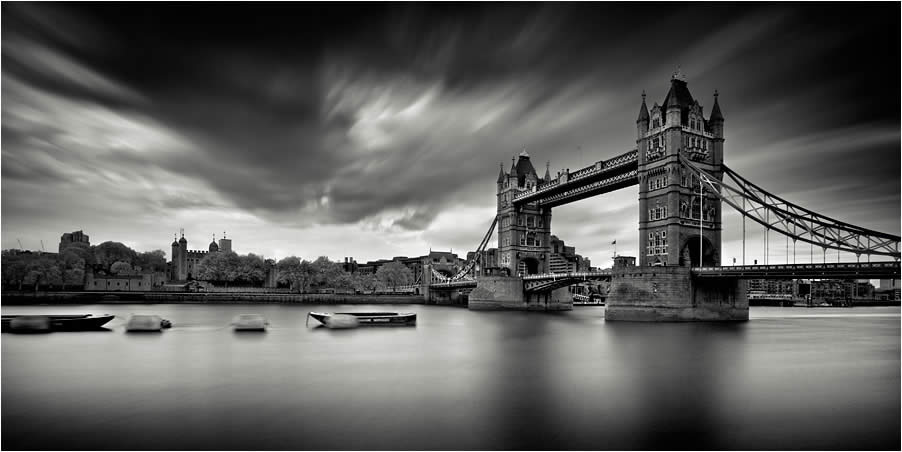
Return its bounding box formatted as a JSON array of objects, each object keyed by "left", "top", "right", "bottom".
[{"left": 611, "top": 240, "right": 617, "bottom": 245}]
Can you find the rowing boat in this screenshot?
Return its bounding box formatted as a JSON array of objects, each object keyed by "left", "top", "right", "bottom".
[
  {"left": 306, "top": 312, "right": 416, "bottom": 328},
  {"left": 1, "top": 314, "right": 115, "bottom": 332}
]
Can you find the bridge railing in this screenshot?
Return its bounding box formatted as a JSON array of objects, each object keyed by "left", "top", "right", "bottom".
[
  {"left": 513, "top": 149, "right": 638, "bottom": 203},
  {"left": 523, "top": 270, "right": 612, "bottom": 280},
  {"left": 693, "top": 262, "right": 900, "bottom": 273},
  {"left": 535, "top": 170, "right": 638, "bottom": 206}
]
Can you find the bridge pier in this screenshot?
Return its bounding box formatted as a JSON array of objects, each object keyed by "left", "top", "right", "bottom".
[
  {"left": 605, "top": 266, "right": 748, "bottom": 321},
  {"left": 468, "top": 276, "right": 572, "bottom": 311}
]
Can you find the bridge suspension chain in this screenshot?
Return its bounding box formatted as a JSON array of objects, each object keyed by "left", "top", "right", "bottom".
[
  {"left": 431, "top": 216, "right": 498, "bottom": 283},
  {"left": 679, "top": 156, "right": 900, "bottom": 259}
]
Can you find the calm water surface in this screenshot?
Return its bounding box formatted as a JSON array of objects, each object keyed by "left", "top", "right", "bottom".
[{"left": 2, "top": 303, "right": 899, "bottom": 450}]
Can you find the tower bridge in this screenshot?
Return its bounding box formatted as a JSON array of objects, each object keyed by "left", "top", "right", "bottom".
[{"left": 421, "top": 72, "right": 900, "bottom": 320}]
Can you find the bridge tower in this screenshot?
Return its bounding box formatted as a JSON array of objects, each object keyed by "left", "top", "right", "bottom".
[
  {"left": 637, "top": 70, "right": 724, "bottom": 267},
  {"left": 496, "top": 150, "right": 553, "bottom": 276}
]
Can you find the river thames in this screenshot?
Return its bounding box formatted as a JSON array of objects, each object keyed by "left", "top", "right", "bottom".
[{"left": 2, "top": 304, "right": 899, "bottom": 450}]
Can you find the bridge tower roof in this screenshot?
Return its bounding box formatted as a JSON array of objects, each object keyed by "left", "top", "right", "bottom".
[{"left": 710, "top": 90, "right": 724, "bottom": 122}]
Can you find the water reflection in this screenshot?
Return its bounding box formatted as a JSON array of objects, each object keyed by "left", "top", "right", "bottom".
[{"left": 1, "top": 304, "right": 898, "bottom": 450}]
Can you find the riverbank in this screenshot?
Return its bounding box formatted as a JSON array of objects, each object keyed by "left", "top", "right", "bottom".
[{"left": 1, "top": 291, "right": 426, "bottom": 305}]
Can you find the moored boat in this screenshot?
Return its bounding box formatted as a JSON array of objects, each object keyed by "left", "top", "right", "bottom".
[
  {"left": 1, "top": 314, "right": 115, "bottom": 332},
  {"left": 232, "top": 314, "right": 268, "bottom": 331},
  {"left": 307, "top": 312, "right": 416, "bottom": 328}
]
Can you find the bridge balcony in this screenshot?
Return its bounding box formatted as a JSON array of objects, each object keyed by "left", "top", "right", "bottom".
[
  {"left": 646, "top": 146, "right": 665, "bottom": 162},
  {"left": 684, "top": 146, "right": 709, "bottom": 161},
  {"left": 681, "top": 126, "right": 715, "bottom": 139}
]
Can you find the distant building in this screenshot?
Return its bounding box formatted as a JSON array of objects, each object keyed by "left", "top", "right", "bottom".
[
  {"left": 357, "top": 251, "right": 465, "bottom": 282},
  {"left": 169, "top": 232, "right": 228, "bottom": 281},
  {"left": 59, "top": 230, "right": 90, "bottom": 252},
  {"left": 613, "top": 256, "right": 636, "bottom": 268},
  {"left": 218, "top": 232, "right": 232, "bottom": 253},
  {"left": 86, "top": 271, "right": 166, "bottom": 291},
  {"left": 548, "top": 235, "right": 591, "bottom": 273}
]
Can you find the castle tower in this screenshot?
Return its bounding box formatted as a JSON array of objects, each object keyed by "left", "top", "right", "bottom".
[
  {"left": 178, "top": 230, "right": 188, "bottom": 280},
  {"left": 496, "top": 150, "right": 553, "bottom": 276},
  {"left": 171, "top": 234, "right": 180, "bottom": 281},
  {"left": 637, "top": 70, "right": 724, "bottom": 267}
]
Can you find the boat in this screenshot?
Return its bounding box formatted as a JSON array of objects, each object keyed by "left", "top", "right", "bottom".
[
  {"left": 232, "top": 314, "right": 268, "bottom": 331},
  {"left": 1, "top": 314, "right": 115, "bottom": 332},
  {"left": 125, "top": 314, "right": 169, "bottom": 332},
  {"left": 306, "top": 312, "right": 416, "bottom": 328}
]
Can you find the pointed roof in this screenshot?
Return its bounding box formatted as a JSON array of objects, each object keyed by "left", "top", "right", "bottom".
[
  {"left": 710, "top": 90, "right": 724, "bottom": 122},
  {"left": 543, "top": 161, "right": 551, "bottom": 182},
  {"left": 637, "top": 91, "right": 649, "bottom": 123},
  {"left": 497, "top": 163, "right": 506, "bottom": 183},
  {"left": 514, "top": 152, "right": 537, "bottom": 179},
  {"left": 509, "top": 156, "right": 517, "bottom": 176},
  {"left": 663, "top": 77, "right": 695, "bottom": 110}
]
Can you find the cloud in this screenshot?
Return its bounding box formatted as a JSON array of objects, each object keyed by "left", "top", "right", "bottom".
[{"left": 1, "top": 3, "right": 898, "bottom": 266}]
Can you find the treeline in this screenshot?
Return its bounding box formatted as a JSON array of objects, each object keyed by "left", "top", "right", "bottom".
[
  {"left": 197, "top": 254, "right": 417, "bottom": 293},
  {"left": 2, "top": 241, "right": 420, "bottom": 294},
  {"left": 2, "top": 241, "right": 167, "bottom": 291}
]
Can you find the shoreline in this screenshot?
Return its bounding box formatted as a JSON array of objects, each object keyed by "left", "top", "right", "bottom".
[{"left": 1, "top": 291, "right": 427, "bottom": 305}]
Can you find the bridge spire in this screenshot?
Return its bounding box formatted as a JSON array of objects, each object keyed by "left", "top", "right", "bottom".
[
  {"left": 710, "top": 89, "right": 724, "bottom": 122},
  {"left": 497, "top": 162, "right": 506, "bottom": 183},
  {"left": 637, "top": 89, "right": 649, "bottom": 123},
  {"left": 544, "top": 161, "right": 551, "bottom": 182}
]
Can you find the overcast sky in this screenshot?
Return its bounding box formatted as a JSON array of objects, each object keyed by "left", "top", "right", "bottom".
[{"left": 2, "top": 3, "right": 899, "bottom": 266}]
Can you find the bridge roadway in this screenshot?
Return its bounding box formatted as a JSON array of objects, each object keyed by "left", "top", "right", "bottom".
[
  {"left": 691, "top": 261, "right": 900, "bottom": 279},
  {"left": 428, "top": 262, "right": 900, "bottom": 291},
  {"left": 512, "top": 149, "right": 638, "bottom": 208}
]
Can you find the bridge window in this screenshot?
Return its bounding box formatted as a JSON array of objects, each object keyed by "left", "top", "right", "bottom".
[
  {"left": 527, "top": 216, "right": 535, "bottom": 227},
  {"left": 518, "top": 216, "right": 524, "bottom": 227}
]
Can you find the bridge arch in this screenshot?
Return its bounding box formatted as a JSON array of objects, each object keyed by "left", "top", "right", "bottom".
[
  {"left": 680, "top": 235, "right": 717, "bottom": 267},
  {"left": 519, "top": 256, "right": 540, "bottom": 275}
]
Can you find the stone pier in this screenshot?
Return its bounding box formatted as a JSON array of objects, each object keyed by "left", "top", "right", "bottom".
[
  {"left": 468, "top": 276, "right": 572, "bottom": 311},
  {"left": 605, "top": 266, "right": 748, "bottom": 321}
]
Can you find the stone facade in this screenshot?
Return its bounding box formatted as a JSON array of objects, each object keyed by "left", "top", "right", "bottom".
[
  {"left": 59, "top": 230, "right": 90, "bottom": 253},
  {"left": 86, "top": 271, "right": 167, "bottom": 292},
  {"left": 637, "top": 70, "right": 724, "bottom": 267},
  {"left": 496, "top": 151, "right": 553, "bottom": 275},
  {"left": 169, "top": 233, "right": 227, "bottom": 281},
  {"left": 605, "top": 266, "right": 747, "bottom": 321}
]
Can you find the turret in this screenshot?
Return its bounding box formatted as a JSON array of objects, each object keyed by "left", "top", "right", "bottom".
[
  {"left": 637, "top": 90, "right": 649, "bottom": 138},
  {"left": 209, "top": 233, "right": 219, "bottom": 252},
  {"left": 496, "top": 162, "right": 506, "bottom": 189},
  {"left": 709, "top": 90, "right": 724, "bottom": 138}
]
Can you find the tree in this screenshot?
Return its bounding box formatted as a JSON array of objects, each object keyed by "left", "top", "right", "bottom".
[
  {"left": 276, "top": 256, "right": 314, "bottom": 293},
  {"left": 195, "top": 251, "right": 240, "bottom": 286},
  {"left": 2, "top": 251, "right": 29, "bottom": 290},
  {"left": 135, "top": 250, "right": 167, "bottom": 273},
  {"left": 310, "top": 256, "right": 348, "bottom": 290},
  {"left": 93, "top": 241, "right": 137, "bottom": 273},
  {"left": 110, "top": 261, "right": 133, "bottom": 275},
  {"left": 375, "top": 261, "right": 414, "bottom": 291},
  {"left": 23, "top": 257, "right": 62, "bottom": 290},
  {"left": 236, "top": 253, "right": 266, "bottom": 286},
  {"left": 351, "top": 272, "right": 378, "bottom": 294}
]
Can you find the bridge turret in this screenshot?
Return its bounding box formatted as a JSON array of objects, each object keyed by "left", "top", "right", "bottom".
[{"left": 637, "top": 90, "right": 649, "bottom": 139}]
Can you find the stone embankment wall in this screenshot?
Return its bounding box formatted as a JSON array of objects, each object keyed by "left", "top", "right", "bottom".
[{"left": 1, "top": 291, "right": 425, "bottom": 305}]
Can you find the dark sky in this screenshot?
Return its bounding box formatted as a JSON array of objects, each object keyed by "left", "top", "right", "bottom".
[{"left": 2, "top": 2, "right": 899, "bottom": 264}]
